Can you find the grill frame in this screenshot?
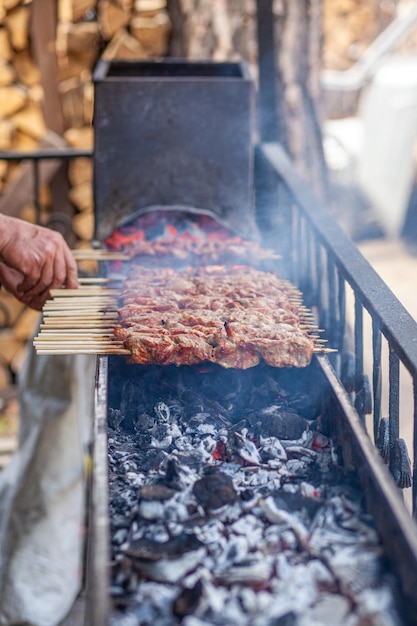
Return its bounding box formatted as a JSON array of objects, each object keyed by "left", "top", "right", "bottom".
[{"left": 0, "top": 1, "right": 417, "bottom": 620}]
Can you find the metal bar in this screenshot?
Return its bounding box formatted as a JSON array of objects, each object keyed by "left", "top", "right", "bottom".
[
  {"left": 260, "top": 142, "right": 417, "bottom": 379},
  {"left": 315, "top": 239, "right": 325, "bottom": 330},
  {"left": 354, "top": 296, "right": 364, "bottom": 383},
  {"left": 327, "top": 253, "right": 337, "bottom": 343},
  {"left": 316, "top": 355, "right": 417, "bottom": 621},
  {"left": 414, "top": 378, "right": 417, "bottom": 517},
  {"left": 372, "top": 319, "right": 382, "bottom": 442},
  {"left": 33, "top": 159, "right": 41, "bottom": 224},
  {"left": 337, "top": 271, "right": 346, "bottom": 354},
  {"left": 85, "top": 356, "right": 111, "bottom": 625},
  {"left": 255, "top": 0, "right": 280, "bottom": 142},
  {"left": 389, "top": 347, "right": 400, "bottom": 475},
  {"left": 0, "top": 148, "right": 93, "bottom": 161}
]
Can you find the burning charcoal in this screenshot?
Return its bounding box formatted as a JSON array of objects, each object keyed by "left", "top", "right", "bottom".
[
  {"left": 260, "top": 497, "right": 309, "bottom": 547},
  {"left": 139, "top": 449, "right": 167, "bottom": 472},
  {"left": 260, "top": 436, "right": 287, "bottom": 463},
  {"left": 154, "top": 401, "right": 171, "bottom": 422},
  {"left": 329, "top": 546, "right": 384, "bottom": 597},
  {"left": 134, "top": 412, "right": 155, "bottom": 433},
  {"left": 109, "top": 408, "right": 123, "bottom": 430},
  {"left": 140, "top": 484, "right": 176, "bottom": 502},
  {"left": 120, "top": 379, "right": 142, "bottom": 432},
  {"left": 216, "top": 555, "right": 273, "bottom": 586},
  {"left": 162, "top": 457, "right": 184, "bottom": 490},
  {"left": 271, "top": 490, "right": 323, "bottom": 521},
  {"left": 126, "top": 533, "right": 204, "bottom": 561},
  {"left": 309, "top": 594, "right": 350, "bottom": 626},
  {"left": 131, "top": 548, "right": 206, "bottom": 584},
  {"left": 229, "top": 430, "right": 262, "bottom": 466},
  {"left": 248, "top": 406, "right": 308, "bottom": 440},
  {"left": 193, "top": 470, "right": 238, "bottom": 511},
  {"left": 173, "top": 579, "right": 204, "bottom": 619},
  {"left": 107, "top": 363, "right": 404, "bottom": 625}
]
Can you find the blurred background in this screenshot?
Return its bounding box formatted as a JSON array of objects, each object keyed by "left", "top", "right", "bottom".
[{"left": 0, "top": 0, "right": 417, "bottom": 465}]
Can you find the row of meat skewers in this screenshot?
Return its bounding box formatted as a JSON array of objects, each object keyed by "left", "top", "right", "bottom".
[{"left": 33, "top": 250, "right": 334, "bottom": 367}]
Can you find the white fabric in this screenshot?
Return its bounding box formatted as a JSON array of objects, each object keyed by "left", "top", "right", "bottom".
[{"left": 0, "top": 347, "right": 95, "bottom": 626}]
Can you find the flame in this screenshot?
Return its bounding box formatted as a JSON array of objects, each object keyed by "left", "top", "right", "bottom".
[{"left": 106, "top": 228, "right": 145, "bottom": 249}]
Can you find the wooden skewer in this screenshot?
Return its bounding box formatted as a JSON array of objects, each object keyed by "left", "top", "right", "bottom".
[
  {"left": 78, "top": 277, "right": 118, "bottom": 284},
  {"left": 34, "top": 337, "right": 121, "bottom": 343},
  {"left": 40, "top": 323, "right": 116, "bottom": 329},
  {"left": 43, "top": 304, "right": 117, "bottom": 315},
  {"left": 314, "top": 348, "right": 338, "bottom": 353},
  {"left": 72, "top": 250, "right": 130, "bottom": 261},
  {"left": 49, "top": 288, "right": 119, "bottom": 297},
  {"left": 35, "top": 348, "right": 131, "bottom": 355}
]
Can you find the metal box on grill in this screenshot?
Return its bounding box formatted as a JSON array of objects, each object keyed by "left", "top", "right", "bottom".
[{"left": 93, "top": 59, "right": 256, "bottom": 241}]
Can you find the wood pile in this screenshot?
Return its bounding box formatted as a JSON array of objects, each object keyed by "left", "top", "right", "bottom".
[{"left": 0, "top": 0, "right": 171, "bottom": 390}]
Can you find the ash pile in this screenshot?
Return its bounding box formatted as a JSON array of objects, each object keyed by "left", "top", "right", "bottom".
[{"left": 107, "top": 360, "right": 403, "bottom": 626}]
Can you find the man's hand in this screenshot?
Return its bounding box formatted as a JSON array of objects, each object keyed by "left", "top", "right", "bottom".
[
  {"left": 0, "top": 215, "right": 78, "bottom": 305},
  {"left": 0, "top": 263, "right": 47, "bottom": 310}
]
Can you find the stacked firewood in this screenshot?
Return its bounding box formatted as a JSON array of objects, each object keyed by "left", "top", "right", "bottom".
[
  {"left": 0, "top": 0, "right": 171, "bottom": 389},
  {"left": 58, "top": 0, "right": 171, "bottom": 244}
]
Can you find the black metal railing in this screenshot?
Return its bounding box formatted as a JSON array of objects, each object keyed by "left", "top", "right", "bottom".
[
  {"left": 259, "top": 141, "right": 417, "bottom": 517},
  {"left": 0, "top": 147, "right": 93, "bottom": 236}
]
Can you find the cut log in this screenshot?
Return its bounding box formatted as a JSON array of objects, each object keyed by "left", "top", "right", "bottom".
[
  {"left": 11, "top": 103, "right": 46, "bottom": 140},
  {"left": 0, "top": 330, "right": 24, "bottom": 367},
  {"left": 64, "top": 125, "right": 93, "bottom": 149},
  {"left": 58, "top": 0, "right": 97, "bottom": 23},
  {"left": 72, "top": 210, "right": 94, "bottom": 241},
  {"left": 3, "top": 0, "right": 22, "bottom": 10},
  {"left": 19, "top": 203, "right": 38, "bottom": 224},
  {"left": 68, "top": 180, "right": 93, "bottom": 212},
  {"left": 13, "top": 307, "right": 41, "bottom": 341},
  {"left": 0, "top": 160, "right": 8, "bottom": 181},
  {"left": 11, "top": 128, "right": 39, "bottom": 151},
  {"left": 13, "top": 49, "right": 41, "bottom": 86},
  {"left": 56, "top": 21, "right": 101, "bottom": 80},
  {"left": 56, "top": 21, "right": 100, "bottom": 64},
  {"left": 4, "top": 5, "right": 30, "bottom": 51},
  {"left": 0, "top": 291, "right": 25, "bottom": 327},
  {"left": 59, "top": 74, "right": 90, "bottom": 129},
  {"left": 130, "top": 11, "right": 171, "bottom": 56},
  {"left": 0, "top": 118, "right": 14, "bottom": 149},
  {"left": 98, "top": 0, "right": 131, "bottom": 40},
  {"left": 101, "top": 28, "right": 147, "bottom": 60},
  {"left": 68, "top": 156, "right": 93, "bottom": 187},
  {"left": 0, "top": 58, "right": 15, "bottom": 85},
  {"left": 0, "top": 84, "right": 27, "bottom": 117},
  {"left": 0, "top": 27, "right": 12, "bottom": 61},
  {"left": 0, "top": 363, "right": 11, "bottom": 392},
  {"left": 134, "top": 0, "right": 167, "bottom": 16},
  {"left": 0, "top": 130, "right": 68, "bottom": 218}
]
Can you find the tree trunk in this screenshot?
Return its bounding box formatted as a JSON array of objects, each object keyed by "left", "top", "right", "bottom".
[{"left": 167, "top": 0, "right": 328, "bottom": 198}]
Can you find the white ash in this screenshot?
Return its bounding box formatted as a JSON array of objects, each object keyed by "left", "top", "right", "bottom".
[{"left": 107, "top": 362, "right": 404, "bottom": 626}]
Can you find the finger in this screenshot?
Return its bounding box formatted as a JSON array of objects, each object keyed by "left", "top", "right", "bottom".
[
  {"left": 19, "top": 259, "right": 54, "bottom": 297},
  {"left": 22, "top": 293, "right": 44, "bottom": 311},
  {"left": 63, "top": 246, "right": 79, "bottom": 289},
  {"left": 17, "top": 266, "right": 42, "bottom": 294}
]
